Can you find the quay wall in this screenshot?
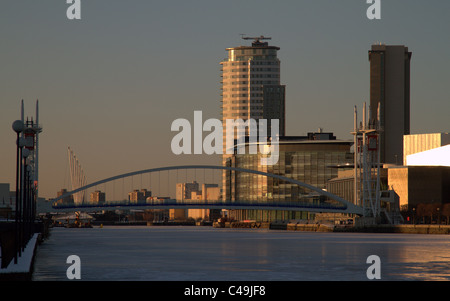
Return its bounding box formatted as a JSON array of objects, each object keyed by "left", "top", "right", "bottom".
[
  {"left": 214, "top": 220, "right": 450, "bottom": 234},
  {"left": 335, "top": 224, "right": 450, "bottom": 234}
]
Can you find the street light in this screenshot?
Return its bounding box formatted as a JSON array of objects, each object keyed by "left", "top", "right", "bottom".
[
  {"left": 12, "top": 120, "right": 24, "bottom": 264},
  {"left": 21, "top": 148, "right": 30, "bottom": 251}
]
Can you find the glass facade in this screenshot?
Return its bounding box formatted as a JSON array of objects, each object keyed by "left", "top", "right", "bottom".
[{"left": 225, "top": 139, "right": 353, "bottom": 222}]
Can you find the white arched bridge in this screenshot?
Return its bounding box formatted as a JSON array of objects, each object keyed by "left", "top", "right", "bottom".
[{"left": 52, "top": 165, "right": 363, "bottom": 215}]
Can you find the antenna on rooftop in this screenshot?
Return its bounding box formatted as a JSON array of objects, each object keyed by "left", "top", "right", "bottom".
[{"left": 241, "top": 35, "right": 272, "bottom": 43}]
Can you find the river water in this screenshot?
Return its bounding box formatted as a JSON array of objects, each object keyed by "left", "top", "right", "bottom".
[{"left": 32, "top": 226, "right": 450, "bottom": 281}]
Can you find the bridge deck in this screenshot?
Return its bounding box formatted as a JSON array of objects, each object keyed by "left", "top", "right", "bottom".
[{"left": 53, "top": 199, "right": 361, "bottom": 214}]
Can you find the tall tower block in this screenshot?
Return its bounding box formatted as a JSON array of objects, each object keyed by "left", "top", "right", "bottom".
[
  {"left": 220, "top": 36, "right": 286, "bottom": 199},
  {"left": 369, "top": 44, "right": 412, "bottom": 165}
]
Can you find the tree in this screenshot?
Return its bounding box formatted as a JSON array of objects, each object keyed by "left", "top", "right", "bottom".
[{"left": 442, "top": 203, "right": 450, "bottom": 225}]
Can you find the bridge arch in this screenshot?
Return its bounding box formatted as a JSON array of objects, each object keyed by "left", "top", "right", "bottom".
[{"left": 52, "top": 165, "right": 363, "bottom": 215}]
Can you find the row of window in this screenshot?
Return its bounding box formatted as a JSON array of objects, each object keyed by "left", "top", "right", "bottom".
[
  {"left": 223, "top": 80, "right": 279, "bottom": 86},
  {"left": 225, "top": 74, "right": 280, "bottom": 79},
  {"left": 224, "top": 68, "right": 280, "bottom": 72},
  {"left": 222, "top": 112, "right": 265, "bottom": 118},
  {"left": 233, "top": 55, "right": 278, "bottom": 61},
  {"left": 223, "top": 93, "right": 264, "bottom": 98},
  {"left": 227, "top": 61, "right": 279, "bottom": 66},
  {"left": 223, "top": 99, "right": 264, "bottom": 104},
  {"left": 223, "top": 87, "right": 264, "bottom": 92},
  {"left": 223, "top": 106, "right": 263, "bottom": 111}
]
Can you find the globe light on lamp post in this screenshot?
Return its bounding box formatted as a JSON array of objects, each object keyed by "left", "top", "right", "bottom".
[{"left": 12, "top": 120, "right": 24, "bottom": 264}]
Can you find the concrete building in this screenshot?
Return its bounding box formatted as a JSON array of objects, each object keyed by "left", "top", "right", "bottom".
[
  {"left": 190, "top": 184, "right": 221, "bottom": 221},
  {"left": 404, "top": 134, "right": 450, "bottom": 166},
  {"left": 90, "top": 190, "right": 106, "bottom": 205},
  {"left": 176, "top": 181, "right": 199, "bottom": 201},
  {"left": 188, "top": 191, "right": 204, "bottom": 220},
  {"left": 383, "top": 144, "right": 450, "bottom": 211},
  {"left": 0, "top": 183, "right": 10, "bottom": 207},
  {"left": 326, "top": 169, "right": 357, "bottom": 205},
  {"left": 172, "top": 181, "right": 199, "bottom": 220},
  {"left": 327, "top": 167, "right": 390, "bottom": 202},
  {"left": 128, "top": 189, "right": 151, "bottom": 204},
  {"left": 169, "top": 208, "right": 186, "bottom": 220},
  {"left": 329, "top": 143, "right": 450, "bottom": 215},
  {"left": 172, "top": 182, "right": 221, "bottom": 221},
  {"left": 55, "top": 188, "right": 74, "bottom": 206},
  {"left": 202, "top": 184, "right": 220, "bottom": 202},
  {"left": 221, "top": 36, "right": 286, "bottom": 200},
  {"left": 388, "top": 166, "right": 450, "bottom": 210},
  {"left": 369, "top": 44, "right": 412, "bottom": 165},
  {"left": 0, "top": 183, "right": 12, "bottom": 218}
]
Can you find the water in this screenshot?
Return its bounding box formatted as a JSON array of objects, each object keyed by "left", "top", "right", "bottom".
[{"left": 32, "top": 226, "right": 450, "bottom": 281}]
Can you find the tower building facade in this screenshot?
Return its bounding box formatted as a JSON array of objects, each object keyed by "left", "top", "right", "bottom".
[
  {"left": 368, "top": 44, "right": 412, "bottom": 164},
  {"left": 220, "top": 36, "right": 286, "bottom": 199}
]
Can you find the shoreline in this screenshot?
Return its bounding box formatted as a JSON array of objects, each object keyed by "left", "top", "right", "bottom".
[
  {"left": 333, "top": 224, "right": 450, "bottom": 235},
  {"left": 53, "top": 220, "right": 450, "bottom": 235},
  {"left": 213, "top": 220, "right": 450, "bottom": 235},
  {"left": 0, "top": 233, "right": 40, "bottom": 281}
]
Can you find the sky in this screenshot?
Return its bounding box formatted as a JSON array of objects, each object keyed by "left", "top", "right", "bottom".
[{"left": 1, "top": 0, "right": 449, "bottom": 199}]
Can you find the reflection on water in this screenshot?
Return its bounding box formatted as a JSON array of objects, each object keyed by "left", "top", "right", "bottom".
[{"left": 32, "top": 226, "right": 450, "bottom": 281}]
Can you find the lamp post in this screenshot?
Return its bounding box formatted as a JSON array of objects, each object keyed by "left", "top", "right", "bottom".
[
  {"left": 21, "top": 147, "right": 30, "bottom": 252},
  {"left": 12, "top": 120, "right": 24, "bottom": 264}
]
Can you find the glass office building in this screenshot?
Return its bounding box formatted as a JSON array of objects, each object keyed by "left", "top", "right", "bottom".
[{"left": 225, "top": 134, "right": 353, "bottom": 222}]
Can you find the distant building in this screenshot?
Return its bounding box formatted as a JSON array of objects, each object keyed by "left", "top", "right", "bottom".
[
  {"left": 36, "top": 197, "right": 53, "bottom": 214},
  {"left": 0, "top": 183, "right": 10, "bottom": 208},
  {"left": 55, "top": 188, "right": 74, "bottom": 206},
  {"left": 173, "top": 181, "right": 199, "bottom": 220},
  {"left": 176, "top": 181, "right": 199, "bottom": 201},
  {"left": 171, "top": 182, "right": 221, "bottom": 221},
  {"left": 369, "top": 44, "right": 412, "bottom": 164},
  {"left": 202, "top": 184, "right": 221, "bottom": 202},
  {"left": 169, "top": 208, "right": 186, "bottom": 220},
  {"left": 128, "top": 189, "right": 151, "bottom": 204},
  {"left": 90, "top": 190, "right": 106, "bottom": 205},
  {"left": 0, "top": 183, "right": 12, "bottom": 218},
  {"left": 189, "top": 184, "right": 222, "bottom": 221}
]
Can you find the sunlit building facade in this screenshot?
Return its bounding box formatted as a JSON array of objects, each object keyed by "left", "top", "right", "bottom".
[
  {"left": 404, "top": 133, "right": 450, "bottom": 166},
  {"left": 90, "top": 190, "right": 106, "bottom": 205},
  {"left": 221, "top": 37, "right": 286, "bottom": 200}
]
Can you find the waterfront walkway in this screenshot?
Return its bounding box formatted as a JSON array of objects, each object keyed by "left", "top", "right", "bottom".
[{"left": 0, "top": 233, "right": 39, "bottom": 280}]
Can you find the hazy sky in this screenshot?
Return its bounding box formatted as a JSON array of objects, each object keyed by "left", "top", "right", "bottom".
[{"left": 1, "top": 1, "right": 449, "bottom": 199}]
